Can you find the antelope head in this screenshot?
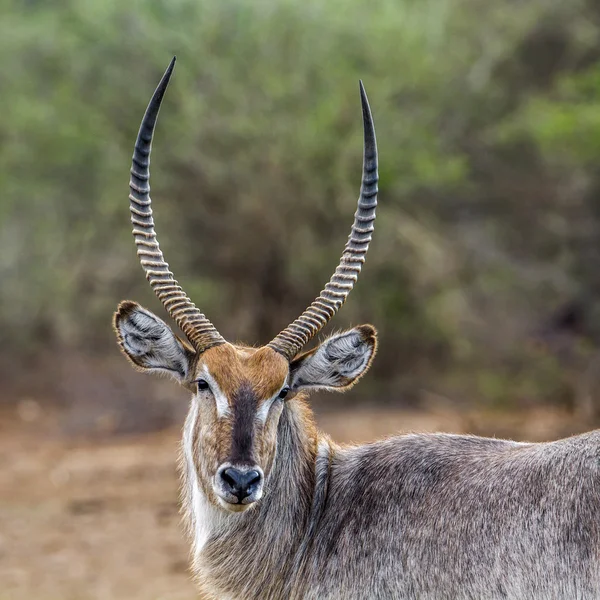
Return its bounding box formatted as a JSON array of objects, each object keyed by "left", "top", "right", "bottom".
[{"left": 114, "top": 58, "right": 379, "bottom": 513}]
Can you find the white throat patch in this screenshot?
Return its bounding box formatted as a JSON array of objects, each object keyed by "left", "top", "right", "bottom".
[{"left": 182, "top": 397, "right": 228, "bottom": 556}]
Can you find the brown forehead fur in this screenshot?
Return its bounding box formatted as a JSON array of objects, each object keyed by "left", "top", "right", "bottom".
[{"left": 197, "top": 343, "right": 289, "bottom": 400}]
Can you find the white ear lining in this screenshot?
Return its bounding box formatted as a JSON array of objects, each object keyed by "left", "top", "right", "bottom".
[
  {"left": 117, "top": 306, "right": 191, "bottom": 380},
  {"left": 322, "top": 330, "right": 372, "bottom": 377},
  {"left": 290, "top": 329, "right": 375, "bottom": 391}
]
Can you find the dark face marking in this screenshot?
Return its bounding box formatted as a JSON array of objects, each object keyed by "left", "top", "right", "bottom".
[
  {"left": 229, "top": 381, "right": 259, "bottom": 464},
  {"left": 191, "top": 344, "right": 290, "bottom": 508}
]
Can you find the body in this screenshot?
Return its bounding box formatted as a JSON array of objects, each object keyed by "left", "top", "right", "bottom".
[{"left": 184, "top": 398, "right": 600, "bottom": 600}]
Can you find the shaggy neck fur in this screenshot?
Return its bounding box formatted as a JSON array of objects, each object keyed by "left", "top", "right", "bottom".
[
  {"left": 180, "top": 395, "right": 322, "bottom": 600},
  {"left": 180, "top": 384, "right": 600, "bottom": 600}
]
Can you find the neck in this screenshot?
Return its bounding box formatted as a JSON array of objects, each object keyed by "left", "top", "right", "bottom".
[{"left": 180, "top": 395, "right": 323, "bottom": 598}]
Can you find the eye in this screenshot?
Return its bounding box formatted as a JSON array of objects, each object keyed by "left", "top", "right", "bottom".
[
  {"left": 278, "top": 387, "right": 290, "bottom": 400},
  {"left": 196, "top": 379, "right": 210, "bottom": 392}
]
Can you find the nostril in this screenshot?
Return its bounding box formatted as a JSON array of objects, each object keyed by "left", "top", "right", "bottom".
[
  {"left": 221, "top": 469, "right": 238, "bottom": 489},
  {"left": 245, "top": 470, "right": 261, "bottom": 487}
]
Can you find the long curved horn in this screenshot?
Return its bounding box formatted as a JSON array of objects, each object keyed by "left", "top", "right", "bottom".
[
  {"left": 268, "top": 81, "right": 378, "bottom": 360},
  {"left": 129, "top": 57, "right": 225, "bottom": 351}
]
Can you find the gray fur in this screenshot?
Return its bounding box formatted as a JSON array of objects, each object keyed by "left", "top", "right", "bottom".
[{"left": 182, "top": 399, "right": 600, "bottom": 600}]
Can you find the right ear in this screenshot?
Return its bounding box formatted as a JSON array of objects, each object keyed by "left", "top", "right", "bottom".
[
  {"left": 113, "top": 301, "right": 195, "bottom": 383},
  {"left": 288, "top": 325, "right": 378, "bottom": 392}
]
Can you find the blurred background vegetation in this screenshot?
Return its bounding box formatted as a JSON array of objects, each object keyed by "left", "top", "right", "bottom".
[{"left": 3, "top": 0, "right": 600, "bottom": 433}]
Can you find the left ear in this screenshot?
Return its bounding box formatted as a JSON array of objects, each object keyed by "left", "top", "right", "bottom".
[
  {"left": 113, "top": 300, "right": 196, "bottom": 382},
  {"left": 289, "top": 325, "right": 378, "bottom": 392}
]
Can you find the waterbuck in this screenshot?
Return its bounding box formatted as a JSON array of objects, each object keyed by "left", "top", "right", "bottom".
[{"left": 114, "top": 58, "right": 600, "bottom": 599}]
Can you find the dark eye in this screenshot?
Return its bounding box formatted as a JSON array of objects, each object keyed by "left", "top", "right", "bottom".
[
  {"left": 278, "top": 387, "right": 290, "bottom": 400},
  {"left": 196, "top": 379, "right": 210, "bottom": 392}
]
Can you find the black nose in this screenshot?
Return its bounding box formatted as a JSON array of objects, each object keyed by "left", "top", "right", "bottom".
[{"left": 220, "top": 468, "right": 262, "bottom": 502}]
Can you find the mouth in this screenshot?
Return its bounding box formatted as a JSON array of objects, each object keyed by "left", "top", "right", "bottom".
[{"left": 216, "top": 497, "right": 257, "bottom": 513}]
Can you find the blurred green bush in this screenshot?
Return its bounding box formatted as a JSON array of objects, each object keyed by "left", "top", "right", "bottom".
[{"left": 2, "top": 0, "right": 600, "bottom": 412}]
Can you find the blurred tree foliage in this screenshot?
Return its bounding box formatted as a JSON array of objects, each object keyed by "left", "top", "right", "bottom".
[{"left": 2, "top": 0, "right": 600, "bottom": 411}]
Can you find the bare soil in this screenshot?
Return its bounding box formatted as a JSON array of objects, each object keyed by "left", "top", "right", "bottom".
[{"left": 1, "top": 403, "right": 593, "bottom": 600}]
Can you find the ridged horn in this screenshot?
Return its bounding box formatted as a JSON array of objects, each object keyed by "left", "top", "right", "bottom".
[
  {"left": 268, "top": 81, "right": 378, "bottom": 360},
  {"left": 129, "top": 57, "right": 225, "bottom": 351}
]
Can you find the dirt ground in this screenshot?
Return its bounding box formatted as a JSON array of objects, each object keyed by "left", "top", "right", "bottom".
[{"left": 2, "top": 403, "right": 594, "bottom": 600}]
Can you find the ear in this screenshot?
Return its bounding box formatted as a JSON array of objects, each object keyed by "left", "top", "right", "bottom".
[
  {"left": 289, "top": 325, "right": 377, "bottom": 392},
  {"left": 113, "top": 301, "right": 195, "bottom": 382}
]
